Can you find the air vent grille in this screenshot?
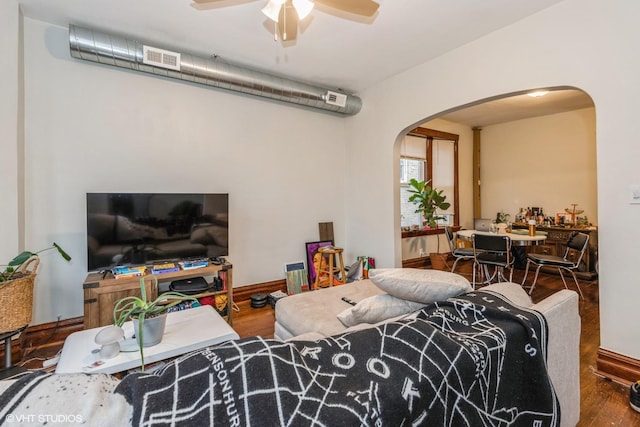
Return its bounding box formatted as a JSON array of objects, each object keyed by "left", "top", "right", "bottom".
[
  {"left": 324, "top": 91, "right": 348, "bottom": 108},
  {"left": 142, "top": 45, "right": 181, "bottom": 71}
]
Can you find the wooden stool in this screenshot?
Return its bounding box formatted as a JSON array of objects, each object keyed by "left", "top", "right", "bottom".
[{"left": 314, "top": 246, "right": 346, "bottom": 289}]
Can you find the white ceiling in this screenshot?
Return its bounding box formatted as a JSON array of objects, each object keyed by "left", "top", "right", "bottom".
[
  {"left": 17, "top": 0, "right": 593, "bottom": 126},
  {"left": 437, "top": 89, "right": 594, "bottom": 128}
]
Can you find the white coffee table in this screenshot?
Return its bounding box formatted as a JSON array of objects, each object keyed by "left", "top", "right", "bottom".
[{"left": 56, "top": 305, "right": 239, "bottom": 375}]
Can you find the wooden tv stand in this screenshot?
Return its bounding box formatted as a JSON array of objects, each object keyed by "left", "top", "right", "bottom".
[{"left": 82, "top": 263, "right": 233, "bottom": 329}]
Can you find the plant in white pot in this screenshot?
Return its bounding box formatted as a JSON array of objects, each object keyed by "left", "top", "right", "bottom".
[
  {"left": 113, "top": 277, "right": 198, "bottom": 369},
  {"left": 407, "top": 178, "right": 451, "bottom": 269}
]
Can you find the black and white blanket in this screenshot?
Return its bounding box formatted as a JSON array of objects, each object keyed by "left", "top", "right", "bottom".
[
  {"left": 0, "top": 291, "right": 559, "bottom": 426},
  {"left": 114, "top": 290, "right": 559, "bottom": 426}
]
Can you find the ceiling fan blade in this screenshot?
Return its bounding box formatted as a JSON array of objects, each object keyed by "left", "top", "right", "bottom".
[{"left": 314, "top": 0, "right": 379, "bottom": 16}]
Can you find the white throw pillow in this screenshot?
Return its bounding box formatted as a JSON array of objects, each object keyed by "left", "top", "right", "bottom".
[
  {"left": 337, "top": 294, "right": 425, "bottom": 327},
  {"left": 368, "top": 268, "right": 472, "bottom": 304}
]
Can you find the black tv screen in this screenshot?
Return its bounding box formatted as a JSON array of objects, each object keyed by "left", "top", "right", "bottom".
[{"left": 86, "top": 193, "right": 229, "bottom": 272}]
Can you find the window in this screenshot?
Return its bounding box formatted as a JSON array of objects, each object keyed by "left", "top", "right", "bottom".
[
  {"left": 400, "top": 157, "right": 425, "bottom": 228},
  {"left": 400, "top": 127, "right": 459, "bottom": 232}
]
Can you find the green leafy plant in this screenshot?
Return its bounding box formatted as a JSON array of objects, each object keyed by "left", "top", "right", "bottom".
[
  {"left": 407, "top": 178, "right": 451, "bottom": 229},
  {"left": 113, "top": 277, "right": 197, "bottom": 368},
  {"left": 0, "top": 243, "right": 71, "bottom": 282}
]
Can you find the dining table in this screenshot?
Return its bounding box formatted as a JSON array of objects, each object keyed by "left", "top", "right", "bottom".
[{"left": 456, "top": 229, "right": 547, "bottom": 246}]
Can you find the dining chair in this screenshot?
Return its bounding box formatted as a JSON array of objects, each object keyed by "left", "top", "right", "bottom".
[
  {"left": 444, "top": 226, "right": 474, "bottom": 274},
  {"left": 521, "top": 231, "right": 589, "bottom": 299},
  {"left": 472, "top": 233, "right": 513, "bottom": 287}
]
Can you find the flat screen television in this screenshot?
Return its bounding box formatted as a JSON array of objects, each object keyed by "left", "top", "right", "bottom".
[{"left": 86, "top": 193, "right": 228, "bottom": 272}]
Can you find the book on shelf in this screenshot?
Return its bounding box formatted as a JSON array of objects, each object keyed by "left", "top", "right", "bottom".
[
  {"left": 112, "top": 265, "right": 147, "bottom": 279},
  {"left": 218, "top": 270, "right": 228, "bottom": 290},
  {"left": 179, "top": 258, "right": 209, "bottom": 270},
  {"left": 151, "top": 262, "right": 180, "bottom": 274}
]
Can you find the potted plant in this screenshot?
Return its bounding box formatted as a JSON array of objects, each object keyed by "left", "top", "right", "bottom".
[
  {"left": 407, "top": 178, "right": 451, "bottom": 229},
  {"left": 407, "top": 179, "right": 451, "bottom": 269},
  {"left": 113, "top": 277, "right": 198, "bottom": 369},
  {"left": 0, "top": 243, "right": 71, "bottom": 352},
  {"left": 1, "top": 242, "right": 71, "bottom": 282}
]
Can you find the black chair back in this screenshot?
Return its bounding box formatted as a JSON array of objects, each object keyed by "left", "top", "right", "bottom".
[
  {"left": 473, "top": 234, "right": 510, "bottom": 253},
  {"left": 567, "top": 232, "right": 589, "bottom": 252}
]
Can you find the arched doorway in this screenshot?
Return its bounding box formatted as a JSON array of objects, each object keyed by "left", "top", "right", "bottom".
[{"left": 399, "top": 87, "right": 596, "bottom": 266}]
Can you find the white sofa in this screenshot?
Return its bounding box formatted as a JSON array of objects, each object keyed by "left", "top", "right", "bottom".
[
  {"left": 275, "top": 279, "right": 580, "bottom": 427},
  {"left": 0, "top": 275, "right": 579, "bottom": 426}
]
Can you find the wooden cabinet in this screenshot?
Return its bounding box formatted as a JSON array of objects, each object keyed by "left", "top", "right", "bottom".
[
  {"left": 514, "top": 225, "right": 598, "bottom": 280},
  {"left": 83, "top": 263, "right": 233, "bottom": 329}
]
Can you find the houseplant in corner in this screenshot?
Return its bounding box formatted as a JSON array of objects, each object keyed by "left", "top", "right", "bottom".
[
  {"left": 0, "top": 243, "right": 71, "bottom": 360},
  {"left": 113, "top": 277, "right": 198, "bottom": 369},
  {"left": 407, "top": 178, "right": 451, "bottom": 270},
  {"left": 1, "top": 242, "right": 71, "bottom": 282}
]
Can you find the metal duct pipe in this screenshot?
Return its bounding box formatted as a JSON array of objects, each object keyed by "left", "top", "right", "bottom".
[{"left": 68, "top": 25, "right": 362, "bottom": 115}]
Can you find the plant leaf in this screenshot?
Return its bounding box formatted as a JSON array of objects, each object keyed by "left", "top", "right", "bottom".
[
  {"left": 9, "top": 251, "right": 36, "bottom": 266},
  {"left": 53, "top": 243, "right": 72, "bottom": 261}
]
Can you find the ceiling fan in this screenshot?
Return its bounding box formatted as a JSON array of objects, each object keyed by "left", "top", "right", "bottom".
[{"left": 193, "top": 0, "right": 380, "bottom": 41}]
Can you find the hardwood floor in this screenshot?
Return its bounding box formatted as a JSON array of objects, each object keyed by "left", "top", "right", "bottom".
[{"left": 14, "top": 264, "right": 640, "bottom": 426}]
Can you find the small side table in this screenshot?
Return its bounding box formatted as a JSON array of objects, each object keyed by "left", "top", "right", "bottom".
[
  {"left": 314, "top": 246, "right": 346, "bottom": 288},
  {"left": 56, "top": 305, "right": 238, "bottom": 375}
]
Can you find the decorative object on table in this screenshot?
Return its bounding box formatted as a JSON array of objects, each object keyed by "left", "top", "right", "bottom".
[
  {"left": 555, "top": 212, "right": 570, "bottom": 225},
  {"left": 305, "top": 241, "right": 333, "bottom": 288},
  {"left": 0, "top": 243, "right": 71, "bottom": 377},
  {"left": 94, "top": 325, "right": 125, "bottom": 359},
  {"left": 113, "top": 277, "right": 197, "bottom": 369},
  {"left": 564, "top": 203, "right": 584, "bottom": 225}
]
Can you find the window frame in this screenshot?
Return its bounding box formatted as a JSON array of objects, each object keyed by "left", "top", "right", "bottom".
[{"left": 401, "top": 127, "right": 460, "bottom": 238}]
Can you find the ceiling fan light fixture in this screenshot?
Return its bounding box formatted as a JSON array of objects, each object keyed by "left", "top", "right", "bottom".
[
  {"left": 292, "top": 0, "right": 314, "bottom": 19},
  {"left": 262, "top": 0, "right": 285, "bottom": 22}
]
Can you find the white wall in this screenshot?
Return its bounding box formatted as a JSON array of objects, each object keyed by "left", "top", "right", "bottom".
[
  {"left": 20, "top": 19, "right": 347, "bottom": 324},
  {"left": 346, "top": 0, "right": 640, "bottom": 360},
  {"left": 0, "top": 1, "right": 21, "bottom": 263},
  {"left": 6, "top": 0, "right": 640, "bottom": 364},
  {"left": 481, "top": 107, "right": 597, "bottom": 224}
]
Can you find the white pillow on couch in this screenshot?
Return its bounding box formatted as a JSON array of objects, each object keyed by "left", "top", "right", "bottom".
[
  {"left": 368, "top": 268, "right": 471, "bottom": 304},
  {"left": 337, "top": 294, "right": 425, "bottom": 327}
]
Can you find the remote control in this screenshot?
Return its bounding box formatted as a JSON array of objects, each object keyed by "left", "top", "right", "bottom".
[{"left": 341, "top": 297, "right": 357, "bottom": 306}]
